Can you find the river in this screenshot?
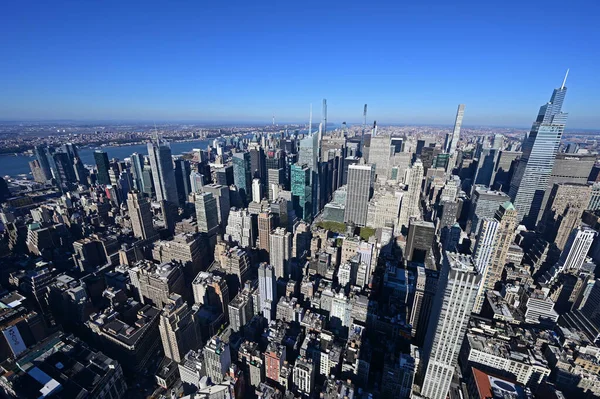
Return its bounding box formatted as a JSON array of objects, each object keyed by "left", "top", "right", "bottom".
[{"left": 0, "top": 139, "right": 218, "bottom": 178}]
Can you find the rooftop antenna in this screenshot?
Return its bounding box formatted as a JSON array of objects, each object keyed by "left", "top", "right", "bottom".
[
  {"left": 308, "top": 103, "right": 313, "bottom": 135},
  {"left": 561, "top": 68, "right": 569, "bottom": 90}
]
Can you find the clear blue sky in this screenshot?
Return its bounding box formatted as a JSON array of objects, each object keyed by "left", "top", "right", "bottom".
[{"left": 1, "top": 0, "right": 599, "bottom": 128}]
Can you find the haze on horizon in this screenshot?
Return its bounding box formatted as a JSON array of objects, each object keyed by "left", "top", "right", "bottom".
[{"left": 1, "top": 0, "right": 599, "bottom": 129}]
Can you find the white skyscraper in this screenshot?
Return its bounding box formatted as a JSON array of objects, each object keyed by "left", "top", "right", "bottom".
[
  {"left": 557, "top": 226, "right": 597, "bottom": 273},
  {"left": 421, "top": 252, "right": 480, "bottom": 399},
  {"left": 446, "top": 104, "right": 466, "bottom": 156},
  {"left": 258, "top": 263, "right": 277, "bottom": 321},
  {"left": 398, "top": 159, "right": 424, "bottom": 229},
  {"left": 344, "top": 164, "right": 375, "bottom": 227},
  {"left": 472, "top": 218, "right": 499, "bottom": 313},
  {"left": 269, "top": 227, "right": 292, "bottom": 279},
  {"left": 252, "top": 178, "right": 262, "bottom": 203},
  {"left": 369, "top": 135, "right": 392, "bottom": 182}
]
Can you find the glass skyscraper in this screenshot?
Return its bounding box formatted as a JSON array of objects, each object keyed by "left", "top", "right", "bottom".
[
  {"left": 148, "top": 139, "right": 178, "bottom": 204},
  {"left": 233, "top": 152, "right": 252, "bottom": 204},
  {"left": 509, "top": 77, "right": 568, "bottom": 228},
  {"left": 94, "top": 150, "right": 111, "bottom": 185},
  {"left": 291, "top": 163, "right": 312, "bottom": 222}
]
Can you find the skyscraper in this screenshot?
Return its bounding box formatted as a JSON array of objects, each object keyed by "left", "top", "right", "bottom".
[
  {"left": 321, "top": 98, "right": 327, "bottom": 135},
  {"left": 174, "top": 158, "right": 192, "bottom": 206},
  {"left": 257, "top": 212, "right": 274, "bottom": 254},
  {"left": 258, "top": 263, "right": 277, "bottom": 321},
  {"left": 159, "top": 293, "right": 202, "bottom": 363},
  {"left": 472, "top": 218, "right": 500, "bottom": 313},
  {"left": 203, "top": 183, "right": 231, "bottom": 231},
  {"left": 369, "top": 135, "right": 392, "bottom": 182},
  {"left": 233, "top": 152, "right": 252, "bottom": 204},
  {"left": 270, "top": 227, "right": 292, "bottom": 279},
  {"left": 94, "top": 150, "right": 111, "bottom": 185},
  {"left": 421, "top": 252, "right": 480, "bottom": 399},
  {"left": 510, "top": 75, "right": 569, "bottom": 227},
  {"left": 398, "top": 159, "right": 424, "bottom": 229},
  {"left": 127, "top": 190, "right": 157, "bottom": 241},
  {"left": 148, "top": 139, "right": 178, "bottom": 203},
  {"left": 194, "top": 192, "right": 218, "bottom": 237},
  {"left": 446, "top": 104, "right": 466, "bottom": 156},
  {"left": 291, "top": 163, "right": 312, "bottom": 222},
  {"left": 130, "top": 152, "right": 145, "bottom": 193},
  {"left": 34, "top": 145, "right": 52, "bottom": 181},
  {"left": 344, "top": 164, "right": 375, "bottom": 227}
]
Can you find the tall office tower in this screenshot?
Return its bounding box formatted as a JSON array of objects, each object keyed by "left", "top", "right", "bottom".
[
  {"left": 267, "top": 168, "right": 284, "bottom": 200},
  {"left": 257, "top": 212, "right": 274, "bottom": 253},
  {"left": 189, "top": 171, "right": 204, "bottom": 194},
  {"left": 203, "top": 337, "right": 232, "bottom": 383},
  {"left": 445, "top": 104, "right": 466, "bottom": 156},
  {"left": 398, "top": 159, "right": 424, "bottom": 229},
  {"left": 344, "top": 164, "right": 375, "bottom": 227},
  {"left": 195, "top": 192, "right": 219, "bottom": 237},
  {"left": 556, "top": 226, "right": 596, "bottom": 273},
  {"left": 128, "top": 260, "right": 186, "bottom": 308},
  {"left": 291, "top": 164, "right": 313, "bottom": 222},
  {"left": 252, "top": 178, "right": 263, "bottom": 203},
  {"left": 421, "top": 252, "right": 480, "bottom": 399},
  {"left": 141, "top": 164, "right": 154, "bottom": 196},
  {"left": 94, "top": 150, "right": 111, "bottom": 185},
  {"left": 249, "top": 144, "right": 267, "bottom": 187},
  {"left": 539, "top": 182, "right": 592, "bottom": 250},
  {"left": 492, "top": 150, "right": 521, "bottom": 190},
  {"left": 405, "top": 220, "right": 435, "bottom": 263},
  {"left": 322, "top": 98, "right": 327, "bottom": 135},
  {"left": 369, "top": 135, "right": 392, "bottom": 182},
  {"left": 270, "top": 227, "right": 292, "bottom": 279},
  {"left": 539, "top": 153, "right": 596, "bottom": 222},
  {"left": 130, "top": 152, "right": 145, "bottom": 193},
  {"left": 299, "top": 132, "right": 320, "bottom": 216},
  {"left": 29, "top": 160, "right": 47, "bottom": 183},
  {"left": 159, "top": 293, "right": 202, "bottom": 363},
  {"left": 203, "top": 184, "right": 231, "bottom": 231},
  {"left": 492, "top": 134, "right": 505, "bottom": 150},
  {"left": 472, "top": 218, "right": 500, "bottom": 313},
  {"left": 510, "top": 76, "right": 569, "bottom": 228},
  {"left": 127, "top": 190, "right": 157, "bottom": 240},
  {"left": 473, "top": 148, "right": 500, "bottom": 189},
  {"left": 259, "top": 263, "right": 277, "bottom": 321},
  {"left": 225, "top": 209, "right": 255, "bottom": 248},
  {"left": 174, "top": 158, "right": 192, "bottom": 206},
  {"left": 483, "top": 201, "right": 518, "bottom": 290},
  {"left": 468, "top": 187, "right": 509, "bottom": 234},
  {"left": 34, "top": 145, "right": 52, "bottom": 181},
  {"left": 148, "top": 139, "right": 178, "bottom": 203},
  {"left": 53, "top": 152, "right": 78, "bottom": 185},
  {"left": 233, "top": 152, "right": 252, "bottom": 204}
]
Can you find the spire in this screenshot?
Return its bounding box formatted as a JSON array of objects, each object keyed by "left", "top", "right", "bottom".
[{"left": 561, "top": 68, "right": 569, "bottom": 90}]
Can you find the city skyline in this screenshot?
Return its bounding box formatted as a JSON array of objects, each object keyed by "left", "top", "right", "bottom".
[{"left": 2, "top": 1, "right": 600, "bottom": 129}]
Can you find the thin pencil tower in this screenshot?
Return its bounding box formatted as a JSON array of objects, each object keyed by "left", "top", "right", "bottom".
[
  {"left": 361, "top": 104, "right": 367, "bottom": 154},
  {"left": 308, "top": 103, "right": 312, "bottom": 135},
  {"left": 321, "top": 99, "right": 327, "bottom": 136}
]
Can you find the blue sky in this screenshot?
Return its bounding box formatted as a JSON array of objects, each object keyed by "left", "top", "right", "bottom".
[{"left": 1, "top": 0, "right": 599, "bottom": 128}]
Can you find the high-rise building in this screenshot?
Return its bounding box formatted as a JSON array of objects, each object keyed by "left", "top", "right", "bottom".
[
  {"left": 225, "top": 209, "right": 255, "bottom": 248},
  {"left": 34, "top": 145, "right": 52, "bottom": 181},
  {"left": 203, "top": 183, "right": 231, "bottom": 231},
  {"left": 468, "top": 187, "right": 509, "bottom": 234},
  {"left": 192, "top": 271, "right": 229, "bottom": 317},
  {"left": 194, "top": 192, "right": 219, "bottom": 237},
  {"left": 472, "top": 202, "right": 518, "bottom": 313},
  {"left": 148, "top": 139, "right": 178, "bottom": 203},
  {"left": 292, "top": 357, "right": 315, "bottom": 397},
  {"left": 510, "top": 76, "right": 569, "bottom": 227},
  {"left": 398, "top": 159, "right": 424, "bottom": 229},
  {"left": 258, "top": 212, "right": 274, "bottom": 254},
  {"left": 538, "top": 153, "right": 596, "bottom": 222},
  {"left": 233, "top": 152, "right": 252, "bottom": 204},
  {"left": 405, "top": 220, "right": 435, "bottom": 263},
  {"left": 291, "top": 163, "right": 312, "bottom": 222},
  {"left": 472, "top": 218, "right": 500, "bottom": 313},
  {"left": 446, "top": 104, "right": 466, "bottom": 156},
  {"left": 539, "top": 182, "right": 592, "bottom": 250},
  {"left": 556, "top": 226, "right": 597, "bottom": 274},
  {"left": 344, "top": 164, "right": 375, "bottom": 227},
  {"left": 159, "top": 293, "right": 202, "bottom": 363},
  {"left": 421, "top": 252, "right": 480, "bottom": 399},
  {"left": 203, "top": 336, "right": 231, "bottom": 383},
  {"left": 174, "top": 158, "right": 192, "bottom": 206},
  {"left": 128, "top": 260, "right": 186, "bottom": 309},
  {"left": 94, "top": 150, "right": 111, "bottom": 185},
  {"left": 369, "top": 135, "right": 392, "bottom": 182},
  {"left": 130, "top": 152, "right": 145, "bottom": 192},
  {"left": 252, "top": 178, "right": 263, "bottom": 203},
  {"left": 127, "top": 190, "right": 157, "bottom": 241},
  {"left": 270, "top": 227, "right": 292, "bottom": 279},
  {"left": 258, "top": 263, "right": 277, "bottom": 321}
]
